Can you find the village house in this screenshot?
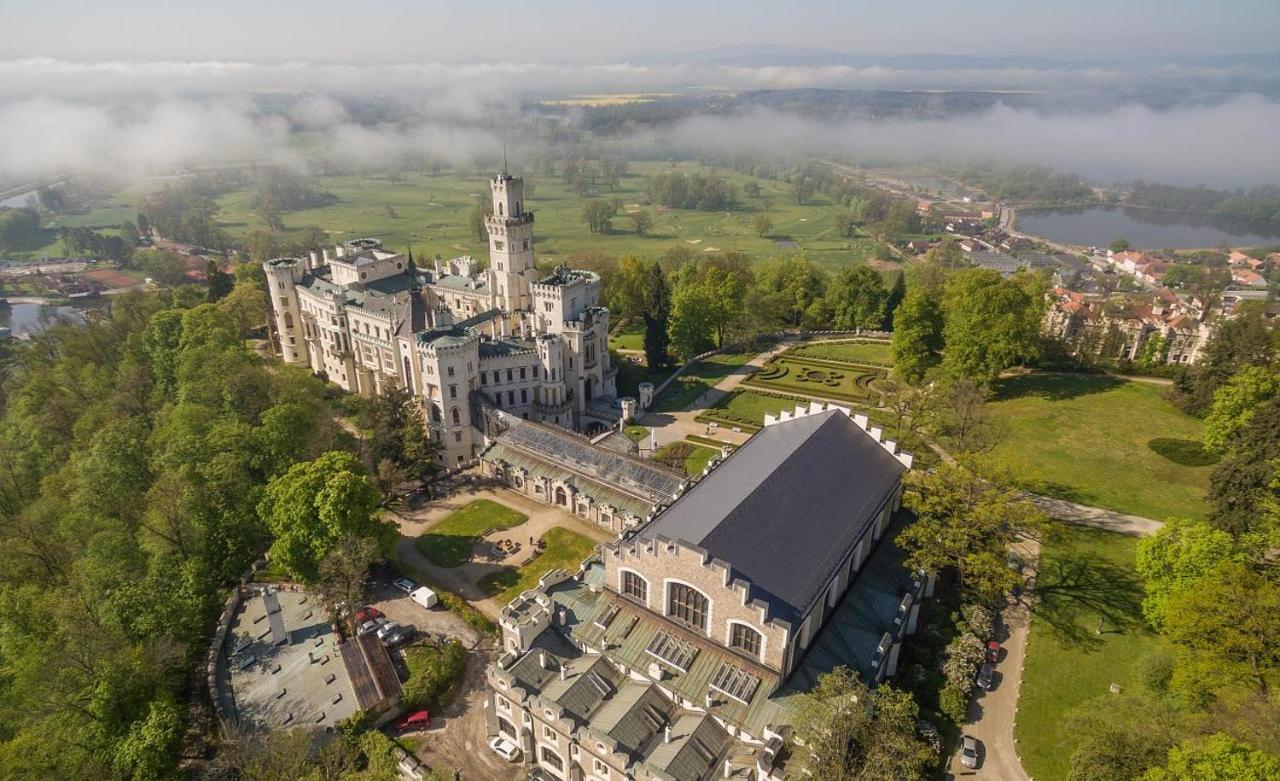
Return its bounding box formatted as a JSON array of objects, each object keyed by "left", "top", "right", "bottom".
[{"left": 485, "top": 404, "right": 925, "bottom": 780}]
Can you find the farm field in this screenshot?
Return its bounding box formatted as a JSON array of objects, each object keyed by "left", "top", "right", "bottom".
[
  {"left": 986, "top": 374, "right": 1213, "bottom": 521},
  {"left": 788, "top": 339, "right": 893, "bottom": 367},
  {"left": 1016, "top": 524, "right": 1167, "bottom": 781},
  {"left": 22, "top": 161, "right": 895, "bottom": 271}
]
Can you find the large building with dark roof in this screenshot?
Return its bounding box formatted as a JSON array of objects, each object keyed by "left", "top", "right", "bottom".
[
  {"left": 263, "top": 173, "right": 621, "bottom": 467},
  {"left": 486, "top": 403, "right": 930, "bottom": 781}
]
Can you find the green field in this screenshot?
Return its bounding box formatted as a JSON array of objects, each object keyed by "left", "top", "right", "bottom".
[
  {"left": 25, "top": 161, "right": 895, "bottom": 270},
  {"left": 648, "top": 349, "right": 762, "bottom": 413},
  {"left": 744, "top": 354, "right": 886, "bottom": 402},
  {"left": 608, "top": 322, "right": 645, "bottom": 351},
  {"left": 986, "top": 374, "right": 1213, "bottom": 521},
  {"left": 478, "top": 527, "right": 598, "bottom": 604},
  {"left": 789, "top": 339, "right": 893, "bottom": 367},
  {"left": 414, "top": 499, "right": 528, "bottom": 568},
  {"left": 695, "top": 389, "right": 809, "bottom": 432},
  {"left": 1016, "top": 524, "right": 1167, "bottom": 780}
]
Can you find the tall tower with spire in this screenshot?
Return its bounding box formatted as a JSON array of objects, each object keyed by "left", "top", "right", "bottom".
[{"left": 485, "top": 173, "right": 537, "bottom": 313}]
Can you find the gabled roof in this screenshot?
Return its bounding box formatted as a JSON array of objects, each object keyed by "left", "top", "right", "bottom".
[{"left": 640, "top": 410, "right": 905, "bottom": 620}]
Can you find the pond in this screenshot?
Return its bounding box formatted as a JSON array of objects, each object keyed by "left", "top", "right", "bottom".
[
  {"left": 0, "top": 300, "right": 106, "bottom": 338},
  {"left": 1016, "top": 206, "right": 1280, "bottom": 249}
]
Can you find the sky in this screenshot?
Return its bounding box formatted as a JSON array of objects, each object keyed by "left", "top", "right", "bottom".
[{"left": 2, "top": 0, "right": 1277, "bottom": 62}]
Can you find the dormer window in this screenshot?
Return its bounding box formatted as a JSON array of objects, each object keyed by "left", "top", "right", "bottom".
[{"left": 729, "top": 623, "right": 763, "bottom": 658}]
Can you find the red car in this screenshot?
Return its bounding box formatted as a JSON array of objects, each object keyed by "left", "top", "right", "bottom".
[
  {"left": 395, "top": 710, "right": 430, "bottom": 732},
  {"left": 355, "top": 606, "right": 384, "bottom": 624},
  {"left": 985, "top": 640, "right": 1001, "bottom": 663}
]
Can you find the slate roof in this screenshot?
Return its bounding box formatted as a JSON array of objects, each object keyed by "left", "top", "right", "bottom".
[{"left": 641, "top": 410, "right": 905, "bottom": 621}]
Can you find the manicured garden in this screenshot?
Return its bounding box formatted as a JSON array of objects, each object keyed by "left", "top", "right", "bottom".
[
  {"left": 789, "top": 339, "right": 893, "bottom": 367},
  {"left": 743, "top": 355, "right": 886, "bottom": 402},
  {"left": 1016, "top": 524, "right": 1168, "bottom": 781},
  {"left": 986, "top": 374, "right": 1214, "bottom": 521},
  {"left": 478, "top": 527, "right": 598, "bottom": 604},
  {"left": 695, "top": 389, "right": 809, "bottom": 432},
  {"left": 414, "top": 499, "right": 528, "bottom": 568},
  {"left": 653, "top": 440, "right": 720, "bottom": 476},
  {"left": 648, "top": 349, "right": 762, "bottom": 412}
]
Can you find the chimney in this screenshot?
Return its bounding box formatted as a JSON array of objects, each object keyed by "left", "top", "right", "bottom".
[
  {"left": 538, "top": 651, "right": 548, "bottom": 670},
  {"left": 559, "top": 665, "right": 566, "bottom": 682},
  {"left": 723, "top": 759, "right": 732, "bottom": 778},
  {"left": 322, "top": 248, "right": 333, "bottom": 265},
  {"left": 664, "top": 725, "right": 671, "bottom": 744},
  {"left": 309, "top": 250, "right": 319, "bottom": 269}
]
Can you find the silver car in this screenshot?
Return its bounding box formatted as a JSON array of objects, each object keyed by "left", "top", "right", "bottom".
[{"left": 961, "top": 735, "right": 980, "bottom": 769}]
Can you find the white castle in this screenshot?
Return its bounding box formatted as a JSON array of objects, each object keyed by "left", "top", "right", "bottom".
[{"left": 263, "top": 173, "right": 621, "bottom": 467}]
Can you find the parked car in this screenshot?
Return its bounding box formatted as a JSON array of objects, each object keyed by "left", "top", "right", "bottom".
[
  {"left": 355, "top": 606, "right": 384, "bottom": 624},
  {"left": 527, "top": 769, "right": 557, "bottom": 781},
  {"left": 357, "top": 618, "right": 387, "bottom": 637},
  {"left": 961, "top": 735, "right": 980, "bottom": 769},
  {"left": 392, "top": 577, "right": 416, "bottom": 594},
  {"left": 375, "top": 620, "right": 402, "bottom": 641},
  {"left": 395, "top": 710, "right": 430, "bottom": 732},
  {"left": 489, "top": 736, "right": 521, "bottom": 762},
  {"left": 1007, "top": 551, "right": 1022, "bottom": 573},
  {"left": 985, "top": 639, "right": 1001, "bottom": 663},
  {"left": 977, "top": 662, "right": 995, "bottom": 690},
  {"left": 410, "top": 586, "right": 439, "bottom": 610},
  {"left": 383, "top": 625, "right": 416, "bottom": 647}
]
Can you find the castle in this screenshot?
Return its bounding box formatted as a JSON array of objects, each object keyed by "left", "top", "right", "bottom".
[{"left": 263, "top": 173, "right": 621, "bottom": 467}]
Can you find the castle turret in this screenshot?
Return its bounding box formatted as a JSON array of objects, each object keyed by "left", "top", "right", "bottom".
[
  {"left": 263, "top": 258, "right": 307, "bottom": 365},
  {"left": 485, "top": 174, "right": 538, "bottom": 313}
]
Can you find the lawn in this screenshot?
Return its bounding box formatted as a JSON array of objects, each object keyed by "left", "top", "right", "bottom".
[
  {"left": 653, "top": 440, "right": 720, "bottom": 476},
  {"left": 695, "top": 389, "right": 808, "bottom": 432},
  {"left": 789, "top": 339, "right": 893, "bottom": 367},
  {"left": 414, "top": 499, "right": 528, "bottom": 568},
  {"left": 648, "top": 349, "right": 761, "bottom": 413},
  {"left": 612, "top": 352, "right": 675, "bottom": 399},
  {"left": 743, "top": 355, "right": 886, "bottom": 402},
  {"left": 478, "top": 527, "right": 598, "bottom": 604},
  {"left": 986, "top": 374, "right": 1213, "bottom": 521},
  {"left": 1016, "top": 524, "right": 1167, "bottom": 780},
  {"left": 608, "top": 322, "right": 645, "bottom": 352}
]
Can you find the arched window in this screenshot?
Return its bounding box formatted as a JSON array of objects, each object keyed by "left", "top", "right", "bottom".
[
  {"left": 451, "top": 407, "right": 461, "bottom": 425},
  {"left": 621, "top": 571, "right": 648, "bottom": 603},
  {"left": 729, "top": 622, "right": 763, "bottom": 658},
  {"left": 667, "top": 582, "right": 709, "bottom": 631},
  {"left": 554, "top": 486, "right": 568, "bottom": 506},
  {"left": 540, "top": 747, "right": 562, "bottom": 772},
  {"left": 430, "top": 404, "right": 441, "bottom": 423},
  {"left": 498, "top": 202, "right": 504, "bottom": 216}
]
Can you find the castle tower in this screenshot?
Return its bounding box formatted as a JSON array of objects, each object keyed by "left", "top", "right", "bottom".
[
  {"left": 263, "top": 258, "right": 307, "bottom": 366},
  {"left": 485, "top": 174, "right": 538, "bottom": 313}
]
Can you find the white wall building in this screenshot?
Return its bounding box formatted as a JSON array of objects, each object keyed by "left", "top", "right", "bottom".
[{"left": 264, "top": 173, "right": 620, "bottom": 467}]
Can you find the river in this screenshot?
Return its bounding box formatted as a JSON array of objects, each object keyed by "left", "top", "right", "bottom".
[
  {"left": 1016, "top": 206, "right": 1280, "bottom": 250},
  {"left": 0, "top": 300, "right": 108, "bottom": 338}
]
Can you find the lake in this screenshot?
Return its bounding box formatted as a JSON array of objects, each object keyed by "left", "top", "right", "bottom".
[
  {"left": 1016, "top": 206, "right": 1280, "bottom": 249},
  {"left": 0, "top": 300, "right": 105, "bottom": 338}
]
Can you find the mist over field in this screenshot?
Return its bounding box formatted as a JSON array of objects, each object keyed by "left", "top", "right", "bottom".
[{"left": 1, "top": 54, "right": 1278, "bottom": 187}]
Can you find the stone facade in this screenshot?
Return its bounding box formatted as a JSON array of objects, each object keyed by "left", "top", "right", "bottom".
[{"left": 264, "top": 174, "right": 621, "bottom": 466}]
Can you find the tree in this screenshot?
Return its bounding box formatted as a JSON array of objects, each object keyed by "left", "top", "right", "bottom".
[
  {"left": 206, "top": 260, "right": 235, "bottom": 302},
  {"left": 828, "top": 266, "right": 888, "bottom": 332},
  {"left": 1143, "top": 734, "right": 1280, "bottom": 781},
  {"left": 112, "top": 695, "right": 182, "bottom": 781},
  {"left": 1110, "top": 238, "right": 1131, "bottom": 252},
  {"left": 935, "top": 378, "right": 998, "bottom": 455},
  {"left": 900, "top": 462, "right": 1046, "bottom": 604},
  {"left": 1065, "top": 693, "right": 1181, "bottom": 781},
  {"left": 1173, "top": 310, "right": 1276, "bottom": 415},
  {"left": 941, "top": 269, "right": 1043, "bottom": 381},
  {"left": 753, "top": 214, "right": 773, "bottom": 238},
  {"left": 700, "top": 265, "right": 746, "bottom": 347},
  {"left": 316, "top": 535, "right": 381, "bottom": 630},
  {"left": 1203, "top": 367, "right": 1279, "bottom": 453},
  {"left": 1208, "top": 397, "right": 1280, "bottom": 534},
  {"left": 1135, "top": 518, "right": 1240, "bottom": 630},
  {"left": 1163, "top": 562, "right": 1280, "bottom": 697},
  {"left": 582, "top": 199, "right": 615, "bottom": 234},
  {"left": 753, "top": 256, "right": 827, "bottom": 328},
  {"left": 877, "top": 377, "right": 935, "bottom": 445},
  {"left": 668, "top": 282, "right": 716, "bottom": 360},
  {"left": 136, "top": 248, "right": 188, "bottom": 287},
  {"left": 793, "top": 177, "right": 815, "bottom": 205},
  {"left": 891, "top": 288, "right": 944, "bottom": 383},
  {"left": 630, "top": 209, "right": 653, "bottom": 236},
  {"left": 220, "top": 277, "right": 268, "bottom": 338},
  {"left": 468, "top": 196, "right": 491, "bottom": 242},
  {"left": 882, "top": 272, "right": 905, "bottom": 331},
  {"left": 642, "top": 261, "right": 672, "bottom": 369},
  {"left": 258, "top": 451, "right": 396, "bottom": 582},
  {"left": 789, "top": 667, "right": 934, "bottom": 781}
]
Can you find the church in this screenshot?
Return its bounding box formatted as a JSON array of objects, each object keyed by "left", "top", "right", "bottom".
[{"left": 263, "top": 173, "right": 622, "bottom": 466}]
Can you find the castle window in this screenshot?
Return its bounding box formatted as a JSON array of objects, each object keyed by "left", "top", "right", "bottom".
[
  {"left": 494, "top": 241, "right": 504, "bottom": 251},
  {"left": 451, "top": 407, "right": 461, "bottom": 425},
  {"left": 521, "top": 389, "right": 527, "bottom": 403},
  {"left": 729, "top": 623, "right": 763, "bottom": 658},
  {"left": 447, "top": 366, "right": 455, "bottom": 377},
  {"left": 480, "top": 372, "right": 487, "bottom": 385},
  {"left": 667, "top": 583, "right": 709, "bottom": 632},
  {"left": 540, "top": 747, "right": 562, "bottom": 773},
  {"left": 519, "top": 367, "right": 526, "bottom": 380},
  {"left": 508, "top": 391, "right": 515, "bottom": 405},
  {"left": 498, "top": 202, "right": 504, "bottom": 216},
  {"left": 507, "top": 369, "right": 513, "bottom": 382},
  {"left": 523, "top": 239, "right": 529, "bottom": 250},
  {"left": 621, "top": 571, "right": 648, "bottom": 604},
  {"left": 449, "top": 384, "right": 457, "bottom": 399}
]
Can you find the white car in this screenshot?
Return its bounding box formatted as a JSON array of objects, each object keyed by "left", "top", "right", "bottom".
[
  {"left": 488, "top": 736, "right": 521, "bottom": 762},
  {"left": 375, "top": 620, "right": 402, "bottom": 641},
  {"left": 961, "top": 735, "right": 980, "bottom": 769},
  {"left": 357, "top": 618, "right": 387, "bottom": 637},
  {"left": 392, "top": 577, "right": 416, "bottom": 594}
]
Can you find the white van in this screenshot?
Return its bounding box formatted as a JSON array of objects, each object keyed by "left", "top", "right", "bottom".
[{"left": 410, "top": 586, "right": 439, "bottom": 610}]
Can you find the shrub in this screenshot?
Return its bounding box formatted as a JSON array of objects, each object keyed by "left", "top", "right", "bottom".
[
  {"left": 402, "top": 638, "right": 467, "bottom": 711},
  {"left": 943, "top": 633, "right": 985, "bottom": 690},
  {"left": 961, "top": 604, "right": 996, "bottom": 640},
  {"left": 940, "top": 682, "right": 971, "bottom": 724}
]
